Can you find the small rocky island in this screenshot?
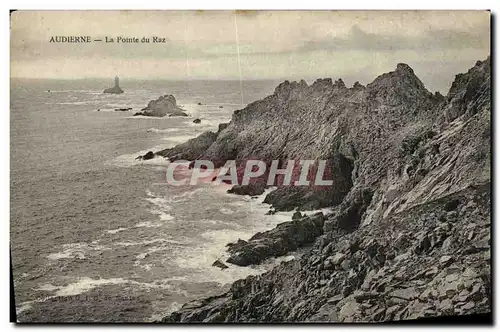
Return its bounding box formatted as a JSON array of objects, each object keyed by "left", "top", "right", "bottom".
[
  {"left": 133, "top": 95, "right": 188, "bottom": 117},
  {"left": 103, "top": 76, "right": 124, "bottom": 94}
]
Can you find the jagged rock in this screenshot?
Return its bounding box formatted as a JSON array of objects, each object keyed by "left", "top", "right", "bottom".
[
  {"left": 136, "top": 151, "right": 154, "bottom": 160},
  {"left": 227, "top": 182, "right": 266, "bottom": 196},
  {"left": 330, "top": 252, "right": 346, "bottom": 266},
  {"left": 156, "top": 132, "right": 218, "bottom": 162},
  {"left": 226, "top": 213, "right": 325, "bottom": 266},
  {"left": 135, "top": 95, "right": 187, "bottom": 117},
  {"left": 212, "top": 259, "right": 228, "bottom": 270},
  {"left": 352, "top": 81, "right": 365, "bottom": 90},
  {"left": 439, "top": 255, "right": 453, "bottom": 266},
  {"left": 389, "top": 287, "right": 419, "bottom": 301},
  {"left": 193, "top": 118, "right": 201, "bottom": 124},
  {"left": 218, "top": 123, "right": 229, "bottom": 132},
  {"left": 226, "top": 239, "right": 248, "bottom": 250}
]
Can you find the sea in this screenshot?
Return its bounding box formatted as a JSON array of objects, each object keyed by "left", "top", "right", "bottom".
[{"left": 10, "top": 78, "right": 306, "bottom": 322}]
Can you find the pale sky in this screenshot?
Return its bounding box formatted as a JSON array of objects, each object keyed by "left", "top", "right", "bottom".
[{"left": 10, "top": 10, "right": 490, "bottom": 92}]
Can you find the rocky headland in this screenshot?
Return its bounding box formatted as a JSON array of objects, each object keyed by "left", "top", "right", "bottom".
[
  {"left": 158, "top": 57, "right": 491, "bottom": 322},
  {"left": 134, "top": 95, "right": 188, "bottom": 117}
]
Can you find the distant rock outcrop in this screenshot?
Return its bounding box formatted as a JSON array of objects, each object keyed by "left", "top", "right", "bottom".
[
  {"left": 134, "top": 95, "right": 188, "bottom": 117},
  {"left": 103, "top": 76, "right": 124, "bottom": 94}
]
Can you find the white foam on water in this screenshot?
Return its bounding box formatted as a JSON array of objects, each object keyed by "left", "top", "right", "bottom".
[
  {"left": 150, "top": 209, "right": 175, "bottom": 222},
  {"left": 161, "top": 134, "right": 199, "bottom": 144},
  {"left": 47, "top": 242, "right": 109, "bottom": 261},
  {"left": 169, "top": 230, "right": 294, "bottom": 285},
  {"left": 134, "top": 221, "right": 162, "bottom": 228},
  {"left": 135, "top": 247, "right": 164, "bottom": 261},
  {"left": 219, "top": 208, "right": 234, "bottom": 215},
  {"left": 18, "top": 276, "right": 191, "bottom": 316},
  {"left": 124, "top": 115, "right": 166, "bottom": 120},
  {"left": 145, "top": 196, "right": 172, "bottom": 211},
  {"left": 52, "top": 101, "right": 93, "bottom": 105},
  {"left": 54, "top": 277, "right": 130, "bottom": 297},
  {"left": 144, "top": 190, "right": 181, "bottom": 223},
  {"left": 148, "top": 301, "right": 183, "bottom": 322},
  {"left": 16, "top": 303, "right": 33, "bottom": 316},
  {"left": 160, "top": 183, "right": 317, "bottom": 286},
  {"left": 114, "top": 238, "right": 184, "bottom": 247},
  {"left": 147, "top": 128, "right": 180, "bottom": 133},
  {"left": 47, "top": 251, "right": 76, "bottom": 260},
  {"left": 167, "top": 187, "right": 204, "bottom": 201},
  {"left": 133, "top": 244, "right": 176, "bottom": 270},
  {"left": 105, "top": 227, "right": 129, "bottom": 234},
  {"left": 140, "top": 264, "right": 153, "bottom": 271},
  {"left": 168, "top": 207, "right": 298, "bottom": 285},
  {"left": 36, "top": 284, "right": 60, "bottom": 292}
]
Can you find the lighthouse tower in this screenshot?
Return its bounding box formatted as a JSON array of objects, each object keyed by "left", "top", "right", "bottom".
[{"left": 103, "top": 76, "right": 124, "bottom": 94}]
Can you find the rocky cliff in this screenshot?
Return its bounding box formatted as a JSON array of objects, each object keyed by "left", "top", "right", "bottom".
[
  {"left": 134, "top": 95, "right": 188, "bottom": 117},
  {"left": 159, "top": 57, "right": 491, "bottom": 322}
]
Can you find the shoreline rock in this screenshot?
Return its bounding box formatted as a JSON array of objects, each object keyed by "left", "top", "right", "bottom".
[
  {"left": 136, "top": 151, "right": 155, "bottom": 160},
  {"left": 156, "top": 131, "right": 218, "bottom": 162},
  {"left": 226, "top": 212, "right": 325, "bottom": 266},
  {"left": 161, "top": 184, "right": 491, "bottom": 322}
]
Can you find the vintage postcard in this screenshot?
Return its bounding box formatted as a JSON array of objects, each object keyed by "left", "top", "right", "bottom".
[{"left": 10, "top": 10, "right": 491, "bottom": 323}]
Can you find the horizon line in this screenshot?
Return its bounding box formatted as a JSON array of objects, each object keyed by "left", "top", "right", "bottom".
[{"left": 10, "top": 76, "right": 301, "bottom": 82}]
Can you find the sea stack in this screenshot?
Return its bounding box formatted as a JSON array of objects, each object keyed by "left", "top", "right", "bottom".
[
  {"left": 134, "top": 95, "right": 188, "bottom": 117},
  {"left": 103, "top": 76, "right": 124, "bottom": 94}
]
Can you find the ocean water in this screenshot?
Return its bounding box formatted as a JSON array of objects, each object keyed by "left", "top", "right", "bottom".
[{"left": 9, "top": 78, "right": 306, "bottom": 322}]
